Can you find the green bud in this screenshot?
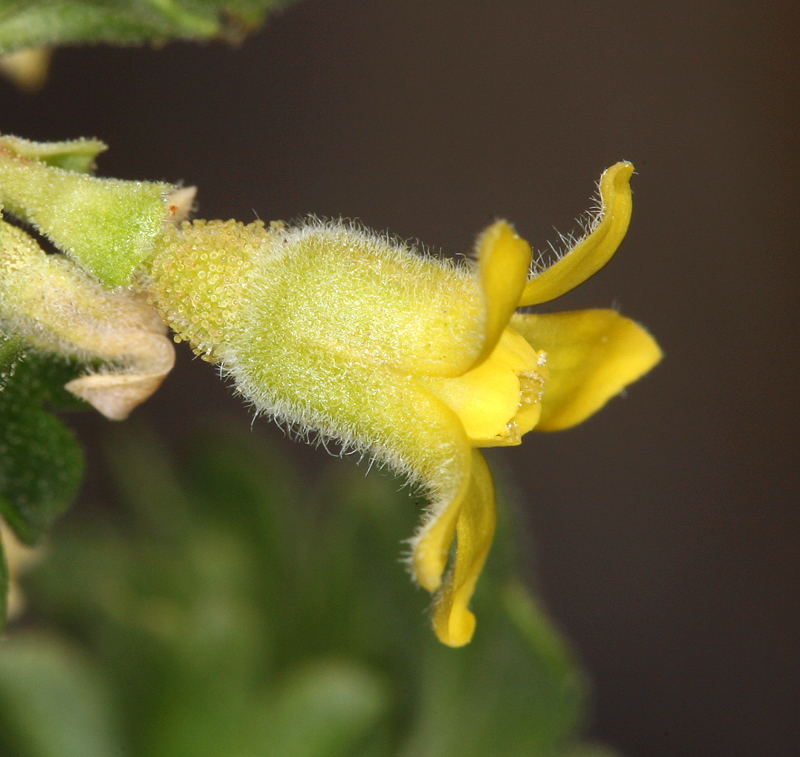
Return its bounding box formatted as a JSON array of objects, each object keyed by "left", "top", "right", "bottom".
[{"left": 0, "top": 134, "right": 185, "bottom": 287}]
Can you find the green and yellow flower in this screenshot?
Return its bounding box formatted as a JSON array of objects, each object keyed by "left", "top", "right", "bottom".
[
  {"left": 145, "top": 161, "right": 661, "bottom": 647},
  {"left": 0, "top": 136, "right": 660, "bottom": 645}
]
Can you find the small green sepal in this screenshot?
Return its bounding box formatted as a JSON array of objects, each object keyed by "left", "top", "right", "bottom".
[{"left": 0, "top": 134, "right": 177, "bottom": 287}]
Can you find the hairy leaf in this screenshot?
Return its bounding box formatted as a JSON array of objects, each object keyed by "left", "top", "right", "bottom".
[{"left": 0, "top": 344, "right": 85, "bottom": 546}]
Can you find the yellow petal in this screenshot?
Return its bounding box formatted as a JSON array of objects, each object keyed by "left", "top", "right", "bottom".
[
  {"left": 511, "top": 309, "right": 662, "bottom": 431},
  {"left": 412, "top": 466, "right": 471, "bottom": 593},
  {"left": 420, "top": 358, "right": 520, "bottom": 441},
  {"left": 471, "top": 220, "right": 532, "bottom": 368},
  {"left": 518, "top": 162, "right": 634, "bottom": 306},
  {"left": 432, "top": 450, "right": 496, "bottom": 647},
  {"left": 416, "top": 327, "right": 544, "bottom": 446}
]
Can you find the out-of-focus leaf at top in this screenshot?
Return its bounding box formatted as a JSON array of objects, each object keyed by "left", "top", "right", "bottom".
[
  {"left": 0, "top": 0, "right": 299, "bottom": 54},
  {"left": 0, "top": 338, "right": 86, "bottom": 548}
]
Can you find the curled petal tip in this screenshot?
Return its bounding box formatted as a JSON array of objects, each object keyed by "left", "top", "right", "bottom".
[
  {"left": 435, "top": 604, "right": 477, "bottom": 647},
  {"left": 605, "top": 160, "right": 634, "bottom": 181},
  {"left": 429, "top": 451, "right": 496, "bottom": 647},
  {"left": 519, "top": 162, "right": 634, "bottom": 307}
]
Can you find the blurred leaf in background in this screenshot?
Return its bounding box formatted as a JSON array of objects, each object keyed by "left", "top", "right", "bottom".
[
  {"left": 0, "top": 0, "right": 299, "bottom": 53},
  {"left": 0, "top": 0, "right": 302, "bottom": 91},
  {"left": 0, "top": 419, "right": 621, "bottom": 756},
  {"left": 0, "top": 635, "right": 120, "bottom": 757}
]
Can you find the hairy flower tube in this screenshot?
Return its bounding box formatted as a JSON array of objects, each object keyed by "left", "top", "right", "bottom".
[{"left": 141, "top": 162, "right": 661, "bottom": 646}]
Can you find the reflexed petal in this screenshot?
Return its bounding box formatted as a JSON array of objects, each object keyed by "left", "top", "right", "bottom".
[
  {"left": 432, "top": 450, "right": 496, "bottom": 647},
  {"left": 412, "top": 468, "right": 471, "bottom": 594},
  {"left": 511, "top": 309, "right": 662, "bottom": 431},
  {"left": 471, "top": 220, "right": 532, "bottom": 369},
  {"left": 518, "top": 162, "right": 634, "bottom": 306}
]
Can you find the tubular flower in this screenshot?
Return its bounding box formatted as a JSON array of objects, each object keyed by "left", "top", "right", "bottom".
[{"left": 143, "top": 162, "right": 661, "bottom": 647}]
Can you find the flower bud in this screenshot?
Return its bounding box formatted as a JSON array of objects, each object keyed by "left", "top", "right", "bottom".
[{"left": 0, "top": 133, "right": 188, "bottom": 287}]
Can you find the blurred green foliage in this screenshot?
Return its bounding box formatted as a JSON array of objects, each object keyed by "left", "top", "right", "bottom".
[
  {"left": 0, "top": 0, "right": 298, "bottom": 53},
  {"left": 0, "top": 420, "right": 620, "bottom": 756},
  {"left": 0, "top": 336, "right": 86, "bottom": 623}
]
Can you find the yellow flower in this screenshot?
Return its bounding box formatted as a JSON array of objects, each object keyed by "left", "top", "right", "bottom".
[
  {"left": 410, "top": 163, "right": 661, "bottom": 646},
  {"left": 145, "top": 161, "right": 661, "bottom": 647}
]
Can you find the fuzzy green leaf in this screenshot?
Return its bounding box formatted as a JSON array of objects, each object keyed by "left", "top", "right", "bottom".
[
  {"left": 0, "top": 346, "right": 85, "bottom": 546},
  {"left": 0, "top": 0, "right": 296, "bottom": 53}
]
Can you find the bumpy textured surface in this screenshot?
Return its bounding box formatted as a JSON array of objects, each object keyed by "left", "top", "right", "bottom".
[{"left": 147, "top": 219, "right": 262, "bottom": 362}]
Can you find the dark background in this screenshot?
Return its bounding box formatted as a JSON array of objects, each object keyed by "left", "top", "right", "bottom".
[{"left": 3, "top": 1, "right": 799, "bottom": 755}]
